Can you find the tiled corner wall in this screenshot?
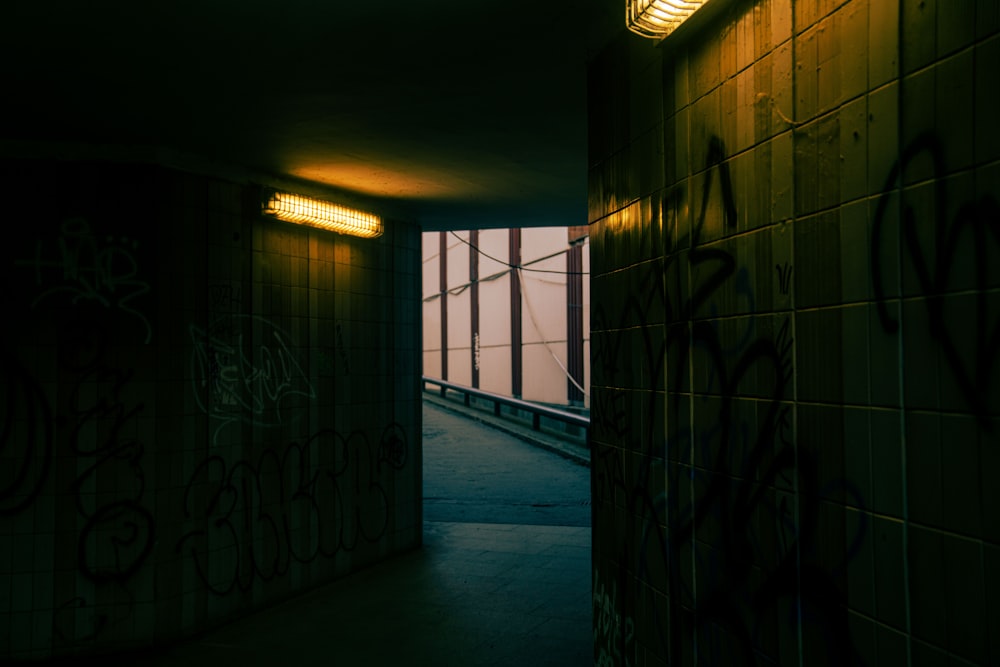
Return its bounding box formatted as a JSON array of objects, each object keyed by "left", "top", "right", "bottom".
[
  {"left": 588, "top": 0, "right": 999, "bottom": 665},
  {"left": 0, "top": 160, "right": 422, "bottom": 661}
]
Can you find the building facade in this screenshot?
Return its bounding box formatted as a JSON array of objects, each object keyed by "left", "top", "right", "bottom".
[{"left": 423, "top": 227, "right": 591, "bottom": 409}]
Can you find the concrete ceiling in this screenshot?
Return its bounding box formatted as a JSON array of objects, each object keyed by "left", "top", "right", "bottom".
[{"left": 2, "top": 1, "right": 623, "bottom": 230}]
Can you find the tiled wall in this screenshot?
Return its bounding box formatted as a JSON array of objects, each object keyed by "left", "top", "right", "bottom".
[
  {"left": 0, "top": 160, "right": 422, "bottom": 660},
  {"left": 588, "top": 0, "right": 999, "bottom": 665}
]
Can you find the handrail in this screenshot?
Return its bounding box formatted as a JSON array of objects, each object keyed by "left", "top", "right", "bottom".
[{"left": 421, "top": 376, "right": 589, "bottom": 433}]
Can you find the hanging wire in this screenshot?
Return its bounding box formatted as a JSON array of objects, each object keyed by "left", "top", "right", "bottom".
[
  {"left": 449, "top": 231, "right": 589, "bottom": 276},
  {"left": 423, "top": 230, "right": 589, "bottom": 302},
  {"left": 421, "top": 264, "right": 513, "bottom": 302},
  {"left": 522, "top": 272, "right": 572, "bottom": 287},
  {"left": 420, "top": 233, "right": 590, "bottom": 399},
  {"left": 516, "top": 266, "right": 589, "bottom": 398}
]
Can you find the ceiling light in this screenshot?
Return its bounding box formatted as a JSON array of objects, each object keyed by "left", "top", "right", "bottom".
[
  {"left": 627, "top": 0, "right": 709, "bottom": 38},
  {"left": 262, "top": 191, "right": 383, "bottom": 238}
]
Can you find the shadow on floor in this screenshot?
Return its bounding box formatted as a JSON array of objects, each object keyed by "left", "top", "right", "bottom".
[{"left": 35, "top": 522, "right": 591, "bottom": 667}]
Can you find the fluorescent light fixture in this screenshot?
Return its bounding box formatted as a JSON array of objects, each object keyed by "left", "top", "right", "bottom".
[
  {"left": 262, "top": 191, "right": 383, "bottom": 238},
  {"left": 627, "top": 0, "right": 709, "bottom": 38}
]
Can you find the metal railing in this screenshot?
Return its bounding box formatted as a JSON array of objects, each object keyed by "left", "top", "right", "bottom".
[{"left": 421, "top": 376, "right": 589, "bottom": 434}]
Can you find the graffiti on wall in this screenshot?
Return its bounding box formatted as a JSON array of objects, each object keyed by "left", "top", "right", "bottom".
[
  {"left": 209, "top": 282, "right": 243, "bottom": 310},
  {"left": 5, "top": 215, "right": 157, "bottom": 646},
  {"left": 14, "top": 217, "right": 153, "bottom": 344},
  {"left": 0, "top": 356, "right": 54, "bottom": 517},
  {"left": 2, "top": 198, "right": 419, "bottom": 656},
  {"left": 775, "top": 261, "right": 793, "bottom": 296},
  {"left": 594, "top": 568, "right": 636, "bottom": 667},
  {"left": 176, "top": 422, "right": 408, "bottom": 595},
  {"left": 871, "top": 131, "right": 1000, "bottom": 427},
  {"left": 591, "top": 136, "right": 867, "bottom": 666},
  {"left": 190, "top": 314, "right": 317, "bottom": 443},
  {"left": 53, "top": 312, "right": 155, "bottom": 642}
]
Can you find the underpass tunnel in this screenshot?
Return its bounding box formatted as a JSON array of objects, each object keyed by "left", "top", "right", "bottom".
[{"left": 2, "top": 0, "right": 1000, "bottom": 665}]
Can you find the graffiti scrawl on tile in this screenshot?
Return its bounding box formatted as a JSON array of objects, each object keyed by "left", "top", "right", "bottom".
[
  {"left": 189, "top": 314, "right": 317, "bottom": 443},
  {"left": 14, "top": 217, "right": 153, "bottom": 344}
]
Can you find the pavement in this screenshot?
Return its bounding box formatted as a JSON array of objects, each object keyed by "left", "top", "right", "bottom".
[
  {"left": 35, "top": 400, "right": 594, "bottom": 667},
  {"left": 423, "top": 397, "right": 592, "bottom": 526},
  {"left": 421, "top": 390, "right": 590, "bottom": 469}
]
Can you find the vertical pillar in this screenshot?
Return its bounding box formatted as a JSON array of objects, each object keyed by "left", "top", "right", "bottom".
[
  {"left": 509, "top": 228, "right": 522, "bottom": 398},
  {"left": 470, "top": 229, "right": 480, "bottom": 389},
  {"left": 439, "top": 231, "right": 448, "bottom": 380}
]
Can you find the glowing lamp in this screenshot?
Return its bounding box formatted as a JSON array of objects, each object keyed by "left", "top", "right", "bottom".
[
  {"left": 262, "top": 191, "right": 383, "bottom": 238},
  {"left": 627, "top": 0, "right": 709, "bottom": 38}
]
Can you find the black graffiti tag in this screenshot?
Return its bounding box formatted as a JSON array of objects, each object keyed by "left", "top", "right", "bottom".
[{"left": 872, "top": 132, "right": 1000, "bottom": 426}]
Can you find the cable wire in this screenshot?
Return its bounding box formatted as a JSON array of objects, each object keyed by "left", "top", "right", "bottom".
[
  {"left": 516, "top": 266, "right": 589, "bottom": 398},
  {"left": 449, "top": 231, "right": 589, "bottom": 276}
]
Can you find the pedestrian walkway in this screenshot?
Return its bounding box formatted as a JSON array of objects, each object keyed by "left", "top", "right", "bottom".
[
  {"left": 38, "top": 401, "right": 593, "bottom": 666},
  {"left": 422, "top": 388, "right": 590, "bottom": 468},
  {"left": 423, "top": 397, "right": 591, "bottom": 526}
]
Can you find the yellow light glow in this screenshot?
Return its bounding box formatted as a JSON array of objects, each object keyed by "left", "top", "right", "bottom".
[
  {"left": 262, "top": 192, "right": 383, "bottom": 238},
  {"left": 627, "top": 0, "right": 708, "bottom": 38}
]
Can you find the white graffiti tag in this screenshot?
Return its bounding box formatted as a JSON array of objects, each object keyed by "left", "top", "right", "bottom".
[
  {"left": 16, "top": 218, "right": 152, "bottom": 343},
  {"left": 190, "top": 315, "right": 316, "bottom": 443}
]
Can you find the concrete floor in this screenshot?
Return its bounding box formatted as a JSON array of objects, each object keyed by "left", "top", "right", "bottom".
[
  {"left": 38, "top": 401, "right": 593, "bottom": 666},
  {"left": 423, "top": 395, "right": 592, "bottom": 527}
]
